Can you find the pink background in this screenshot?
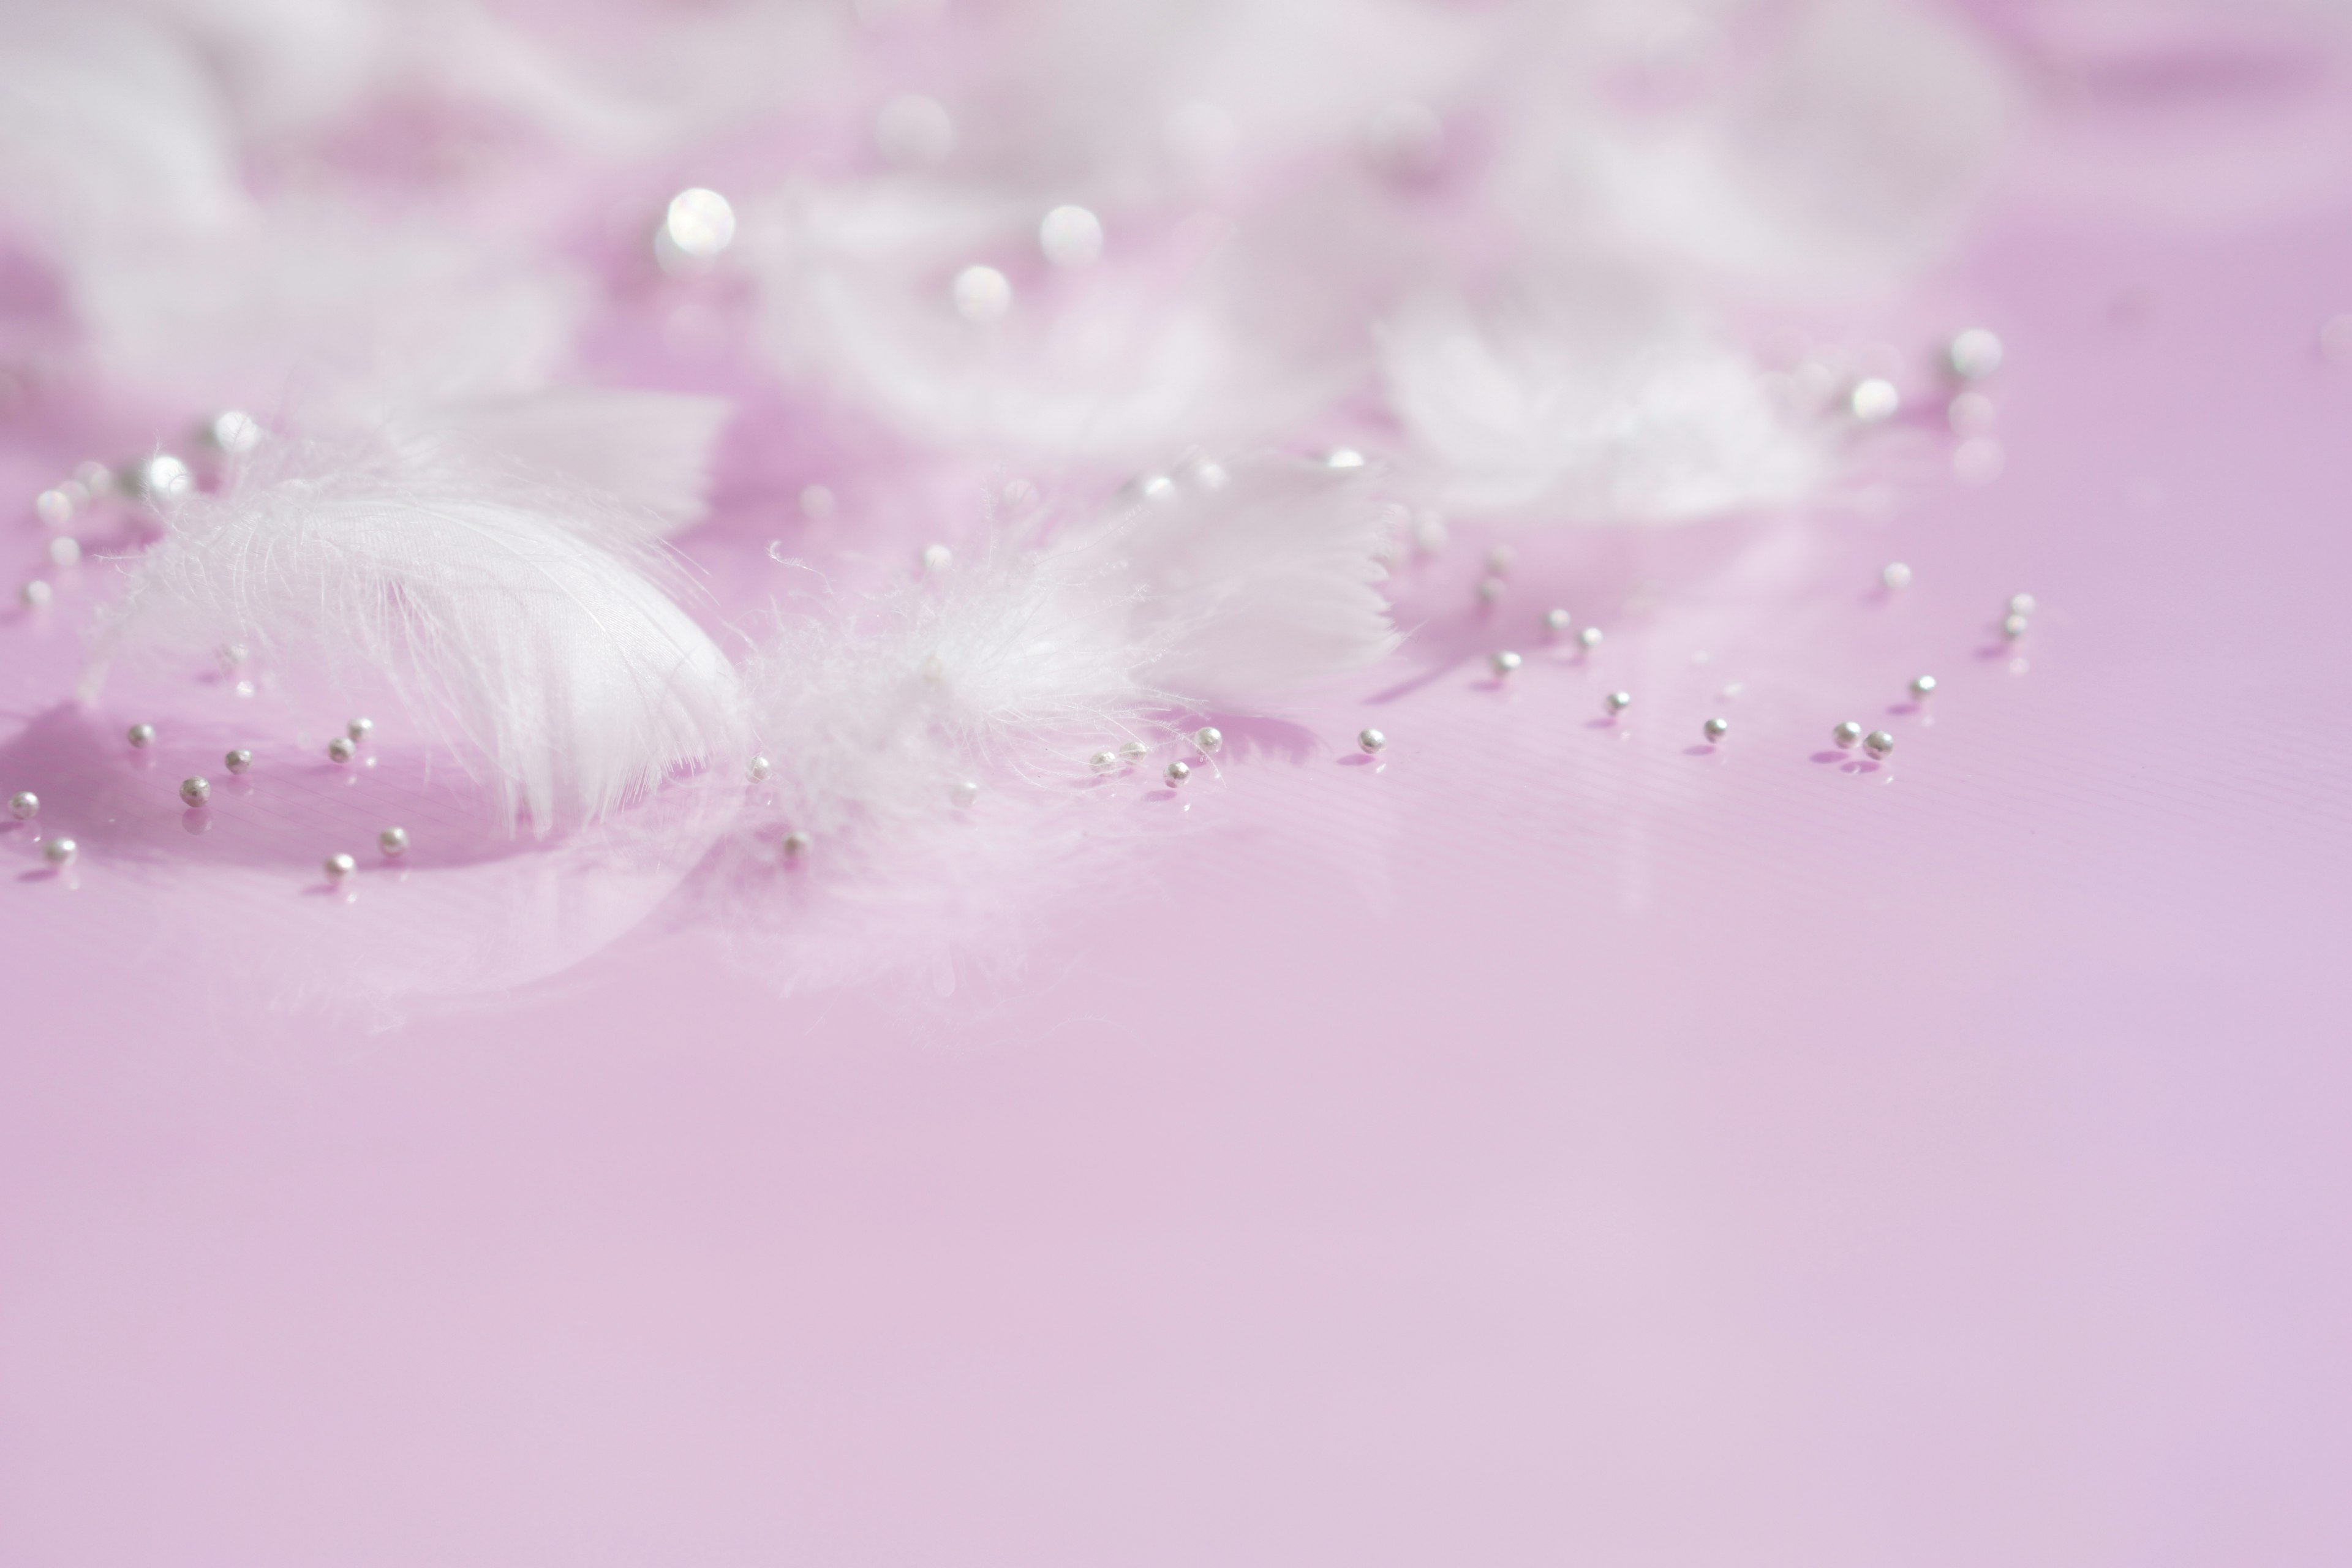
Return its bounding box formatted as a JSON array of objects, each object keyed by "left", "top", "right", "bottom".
[{"left": 6, "top": 36, "right": 2352, "bottom": 1568}]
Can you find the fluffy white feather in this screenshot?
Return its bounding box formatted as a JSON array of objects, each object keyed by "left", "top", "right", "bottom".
[
  {"left": 85, "top": 437, "right": 745, "bottom": 834},
  {"left": 394, "top": 389, "right": 736, "bottom": 535}
]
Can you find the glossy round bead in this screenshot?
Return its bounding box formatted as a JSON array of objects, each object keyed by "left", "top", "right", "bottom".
[
  {"left": 1089, "top": 750, "right": 1117, "bottom": 772},
  {"left": 1849, "top": 378, "right": 1901, "bottom": 422},
  {"left": 225, "top": 748, "right": 253, "bottom": 774},
  {"left": 1324, "top": 447, "right": 1366, "bottom": 470},
  {"left": 42, "top": 836, "right": 76, "bottom": 867},
  {"left": 1490, "top": 650, "right": 1522, "bottom": 677},
  {"left": 178, "top": 776, "right": 210, "bottom": 808},
  {"left": 34, "top": 488, "right": 72, "bottom": 527},
  {"left": 1542, "top": 608, "right": 1571, "bottom": 633},
  {"left": 1118, "top": 740, "right": 1148, "bottom": 763},
  {"left": 781, "top": 829, "right": 813, "bottom": 859},
  {"left": 127, "top": 722, "right": 156, "bottom": 748},
  {"left": 1833, "top": 721, "right": 1863, "bottom": 748},
  {"left": 379, "top": 826, "right": 409, "bottom": 858},
  {"left": 130, "top": 453, "right": 192, "bottom": 505},
  {"left": 2008, "top": 592, "right": 2037, "bottom": 615},
  {"left": 1882, "top": 562, "right": 1913, "bottom": 590},
  {"left": 1193, "top": 726, "right": 1223, "bottom": 754},
  {"left": 1485, "top": 545, "right": 1516, "bottom": 575},
  {"left": 662, "top": 187, "right": 736, "bottom": 263},
  {"left": 1703, "top": 717, "right": 1730, "bottom": 742},
  {"left": 1605, "top": 691, "right": 1632, "bottom": 715},
  {"left": 8, "top": 791, "right": 37, "bottom": 820},
  {"left": 952, "top": 264, "right": 1012, "bottom": 323},
  {"left": 326, "top": 736, "right": 355, "bottom": 763},
  {"left": 1164, "top": 760, "right": 1191, "bottom": 786},
  {"left": 1475, "top": 575, "right": 1504, "bottom": 603},
  {"left": 2002, "top": 613, "right": 2029, "bottom": 639},
  {"left": 46, "top": 537, "right": 79, "bottom": 569},
  {"left": 20, "top": 580, "right": 51, "bottom": 609},
  {"left": 1357, "top": 727, "right": 1386, "bottom": 754},
  {"left": 347, "top": 717, "right": 373, "bottom": 743},
  {"left": 1910, "top": 675, "right": 1937, "bottom": 698},
  {"left": 206, "top": 410, "right": 263, "bottom": 455},
  {"left": 323, "top": 852, "right": 356, "bottom": 883},
  {"left": 1038, "top": 204, "right": 1104, "bottom": 266},
  {"left": 1864, "top": 730, "right": 1896, "bottom": 759},
  {"left": 952, "top": 780, "right": 980, "bottom": 807},
  {"left": 747, "top": 755, "right": 772, "bottom": 782},
  {"left": 1577, "top": 626, "right": 1603, "bottom": 650},
  {"left": 1947, "top": 328, "right": 2004, "bottom": 380}
]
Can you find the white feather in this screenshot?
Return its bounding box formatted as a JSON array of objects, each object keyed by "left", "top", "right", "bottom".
[
  {"left": 85, "top": 437, "right": 744, "bottom": 835},
  {"left": 394, "top": 389, "right": 736, "bottom": 535}
]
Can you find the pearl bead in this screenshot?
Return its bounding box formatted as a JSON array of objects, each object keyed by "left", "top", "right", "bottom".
[
  {"left": 1357, "top": 728, "right": 1386, "bottom": 754},
  {"left": 1882, "top": 562, "right": 1912, "bottom": 590},
  {"left": 1910, "top": 674, "right": 1937, "bottom": 698},
  {"left": 1038, "top": 204, "right": 1104, "bottom": 266},
  {"left": 20, "top": 580, "right": 51, "bottom": 608},
  {"left": 952, "top": 780, "right": 979, "bottom": 806},
  {"left": 661, "top": 187, "right": 735, "bottom": 265},
  {"left": 1490, "top": 650, "right": 1522, "bottom": 676},
  {"left": 127, "top": 722, "right": 156, "bottom": 748},
  {"left": 1864, "top": 729, "right": 1895, "bottom": 758},
  {"left": 1577, "top": 626, "right": 1603, "bottom": 650},
  {"left": 225, "top": 748, "right": 253, "bottom": 774},
  {"left": 1703, "top": 717, "right": 1729, "bottom": 742},
  {"left": 1605, "top": 691, "right": 1632, "bottom": 714},
  {"left": 130, "top": 454, "right": 192, "bottom": 505},
  {"left": 921, "top": 543, "right": 953, "bottom": 573},
  {"left": 1089, "top": 750, "right": 1116, "bottom": 772},
  {"left": 379, "top": 826, "right": 409, "bottom": 857},
  {"left": 1193, "top": 726, "right": 1223, "bottom": 753},
  {"left": 2002, "top": 613, "right": 2028, "bottom": 639},
  {"left": 920, "top": 652, "right": 947, "bottom": 681},
  {"left": 1542, "top": 608, "right": 1571, "bottom": 633},
  {"left": 952, "top": 264, "right": 1012, "bottom": 323},
  {"left": 781, "top": 829, "right": 813, "bottom": 858},
  {"left": 747, "top": 755, "right": 772, "bottom": 782},
  {"left": 323, "top": 852, "right": 356, "bottom": 883},
  {"left": 1947, "top": 328, "right": 2003, "bottom": 380},
  {"left": 46, "top": 537, "right": 79, "bottom": 569},
  {"left": 327, "top": 736, "right": 355, "bottom": 763},
  {"left": 43, "top": 836, "right": 75, "bottom": 867},
  {"left": 347, "top": 717, "right": 372, "bottom": 743},
  {"left": 1164, "top": 760, "right": 1191, "bottom": 786},
  {"left": 9, "top": 791, "right": 37, "bottom": 820},
  {"left": 1833, "top": 720, "right": 1863, "bottom": 748},
  {"left": 206, "top": 410, "right": 263, "bottom": 455},
  {"left": 1485, "top": 545, "right": 1515, "bottom": 574},
  {"left": 34, "top": 488, "right": 72, "bottom": 527},
  {"left": 798, "top": 483, "right": 835, "bottom": 518},
  {"left": 1118, "top": 740, "right": 1148, "bottom": 762},
  {"left": 2008, "top": 592, "right": 2036, "bottom": 614},
  {"left": 1324, "top": 447, "right": 1366, "bottom": 470},
  {"left": 1850, "top": 378, "right": 1901, "bottom": 422},
  {"left": 875, "top": 92, "right": 954, "bottom": 167},
  {"left": 178, "top": 776, "right": 210, "bottom": 807},
  {"left": 1475, "top": 575, "right": 1503, "bottom": 603}
]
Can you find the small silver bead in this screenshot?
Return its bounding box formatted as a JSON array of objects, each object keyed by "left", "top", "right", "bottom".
[
  {"left": 1357, "top": 727, "right": 1386, "bottom": 754},
  {"left": 1577, "top": 626, "right": 1603, "bottom": 650},
  {"left": 379, "top": 826, "right": 409, "bottom": 858},
  {"left": 1946, "top": 328, "right": 2003, "bottom": 380},
  {"left": 1910, "top": 674, "right": 1937, "bottom": 698},
  {"left": 129, "top": 453, "right": 192, "bottom": 505},
  {"left": 781, "top": 829, "right": 813, "bottom": 859},
  {"left": 747, "top": 754, "right": 772, "bottom": 782},
  {"left": 225, "top": 748, "right": 253, "bottom": 774},
  {"left": 127, "top": 722, "right": 156, "bottom": 748},
  {"left": 1850, "top": 377, "right": 1901, "bottom": 422},
  {"left": 921, "top": 543, "right": 953, "bottom": 573},
  {"left": 21, "top": 579, "right": 51, "bottom": 608},
  {"left": 1833, "top": 721, "right": 1863, "bottom": 748},
  {"left": 1542, "top": 608, "right": 1571, "bottom": 633},
  {"left": 2002, "top": 612, "right": 2029, "bottom": 639},
  {"left": 1118, "top": 740, "right": 1148, "bottom": 763},
  {"left": 1605, "top": 691, "right": 1632, "bottom": 714},
  {"left": 178, "top": 776, "right": 211, "bottom": 808},
  {"left": 1193, "top": 726, "right": 1223, "bottom": 753},
  {"left": 952, "top": 780, "right": 979, "bottom": 807},
  {"left": 1485, "top": 545, "right": 1515, "bottom": 575},
  {"left": 43, "top": 835, "right": 76, "bottom": 867},
  {"left": 327, "top": 736, "right": 355, "bottom": 763},
  {"left": 46, "top": 537, "right": 80, "bottom": 569},
  {"left": 205, "top": 410, "right": 263, "bottom": 455},
  {"left": 1164, "top": 760, "right": 1191, "bottom": 786},
  {"left": 8, "top": 790, "right": 37, "bottom": 820},
  {"left": 1490, "top": 650, "right": 1522, "bottom": 677},
  {"left": 347, "top": 717, "right": 373, "bottom": 743},
  {"left": 1089, "top": 750, "right": 1117, "bottom": 772},
  {"left": 1703, "top": 717, "right": 1730, "bottom": 742},
  {"left": 34, "top": 488, "right": 73, "bottom": 527},
  {"left": 323, "top": 852, "right": 356, "bottom": 883},
  {"left": 1882, "top": 562, "right": 1913, "bottom": 590},
  {"left": 1475, "top": 575, "right": 1504, "bottom": 603},
  {"left": 1324, "top": 447, "right": 1366, "bottom": 470},
  {"left": 1864, "top": 729, "right": 1895, "bottom": 759},
  {"left": 2008, "top": 592, "right": 2037, "bottom": 615}
]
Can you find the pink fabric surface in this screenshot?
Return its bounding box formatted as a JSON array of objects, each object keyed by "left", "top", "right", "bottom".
[{"left": 7, "top": 57, "right": 2352, "bottom": 1568}]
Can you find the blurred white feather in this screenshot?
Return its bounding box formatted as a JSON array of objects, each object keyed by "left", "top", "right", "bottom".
[
  {"left": 84, "top": 438, "right": 745, "bottom": 835},
  {"left": 394, "top": 389, "right": 736, "bottom": 535}
]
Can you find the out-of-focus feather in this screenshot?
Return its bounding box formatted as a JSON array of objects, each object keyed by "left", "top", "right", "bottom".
[
  {"left": 84, "top": 439, "right": 744, "bottom": 835},
  {"left": 397, "top": 390, "right": 736, "bottom": 535}
]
